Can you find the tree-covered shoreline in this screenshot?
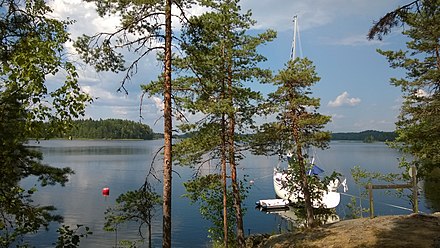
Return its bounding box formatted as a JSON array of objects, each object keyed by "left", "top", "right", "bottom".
[
  {"left": 331, "top": 130, "right": 397, "bottom": 142},
  {"left": 52, "top": 119, "right": 158, "bottom": 140},
  {"left": 50, "top": 119, "right": 395, "bottom": 142}
]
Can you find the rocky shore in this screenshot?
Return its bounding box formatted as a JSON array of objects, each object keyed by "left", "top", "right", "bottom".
[{"left": 246, "top": 213, "right": 440, "bottom": 248}]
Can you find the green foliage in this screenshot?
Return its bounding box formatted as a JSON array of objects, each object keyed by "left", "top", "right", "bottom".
[
  {"left": 331, "top": 130, "right": 397, "bottom": 142},
  {"left": 173, "top": 123, "right": 223, "bottom": 167},
  {"left": 351, "top": 165, "right": 401, "bottom": 187},
  {"left": 252, "top": 58, "right": 331, "bottom": 227},
  {"left": 423, "top": 167, "right": 440, "bottom": 212},
  {"left": 54, "top": 225, "right": 92, "bottom": 248},
  {"left": 370, "top": 0, "right": 440, "bottom": 177},
  {"left": 349, "top": 165, "right": 411, "bottom": 218},
  {"left": 104, "top": 188, "right": 161, "bottom": 246},
  {"left": 252, "top": 58, "right": 331, "bottom": 156},
  {"left": 0, "top": 185, "right": 63, "bottom": 246},
  {"left": 1, "top": 0, "right": 92, "bottom": 138},
  {"left": 158, "top": 0, "right": 276, "bottom": 129},
  {"left": 283, "top": 157, "right": 341, "bottom": 208},
  {"left": 163, "top": 0, "right": 276, "bottom": 245},
  {"left": 52, "top": 118, "right": 155, "bottom": 140},
  {"left": 0, "top": 85, "right": 71, "bottom": 247},
  {"left": 75, "top": 1, "right": 200, "bottom": 246},
  {"left": 74, "top": 0, "right": 195, "bottom": 91},
  {"left": 104, "top": 189, "right": 161, "bottom": 230},
  {"left": 183, "top": 174, "right": 249, "bottom": 245},
  {"left": 345, "top": 196, "right": 368, "bottom": 219},
  {"left": 0, "top": 0, "right": 91, "bottom": 245}
]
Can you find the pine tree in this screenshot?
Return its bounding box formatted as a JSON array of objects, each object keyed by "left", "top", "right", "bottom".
[
  {"left": 368, "top": 0, "right": 440, "bottom": 177},
  {"left": 74, "top": 1, "right": 200, "bottom": 246},
  {"left": 253, "top": 58, "right": 331, "bottom": 227},
  {"left": 170, "top": 0, "right": 275, "bottom": 246}
]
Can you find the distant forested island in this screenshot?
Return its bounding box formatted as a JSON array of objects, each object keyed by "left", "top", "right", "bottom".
[
  {"left": 55, "top": 119, "right": 395, "bottom": 142},
  {"left": 331, "top": 130, "right": 397, "bottom": 142},
  {"left": 57, "top": 119, "right": 157, "bottom": 140}
]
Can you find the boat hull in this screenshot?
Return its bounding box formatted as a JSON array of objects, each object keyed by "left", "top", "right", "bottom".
[
  {"left": 273, "top": 168, "right": 340, "bottom": 209},
  {"left": 255, "top": 199, "right": 290, "bottom": 210}
]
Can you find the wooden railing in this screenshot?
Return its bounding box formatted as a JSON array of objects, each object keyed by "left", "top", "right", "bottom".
[{"left": 366, "top": 165, "right": 418, "bottom": 218}]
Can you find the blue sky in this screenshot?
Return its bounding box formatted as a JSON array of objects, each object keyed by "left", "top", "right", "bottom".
[{"left": 49, "top": 0, "right": 409, "bottom": 133}]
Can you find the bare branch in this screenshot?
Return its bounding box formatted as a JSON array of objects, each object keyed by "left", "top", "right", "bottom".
[
  {"left": 143, "top": 145, "right": 164, "bottom": 187},
  {"left": 117, "top": 46, "right": 165, "bottom": 94},
  {"left": 173, "top": 1, "right": 192, "bottom": 24}
]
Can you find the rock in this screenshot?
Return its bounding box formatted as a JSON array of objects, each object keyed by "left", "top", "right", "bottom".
[
  {"left": 246, "top": 233, "right": 270, "bottom": 248},
  {"left": 247, "top": 214, "right": 440, "bottom": 248}
]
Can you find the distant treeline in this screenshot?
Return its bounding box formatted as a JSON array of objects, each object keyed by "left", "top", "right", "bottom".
[
  {"left": 331, "top": 130, "right": 397, "bottom": 142},
  {"left": 176, "top": 130, "right": 396, "bottom": 142},
  {"left": 58, "top": 119, "right": 156, "bottom": 140},
  {"left": 58, "top": 120, "right": 395, "bottom": 141}
]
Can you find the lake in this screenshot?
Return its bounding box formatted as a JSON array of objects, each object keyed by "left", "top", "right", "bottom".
[{"left": 22, "top": 140, "right": 436, "bottom": 247}]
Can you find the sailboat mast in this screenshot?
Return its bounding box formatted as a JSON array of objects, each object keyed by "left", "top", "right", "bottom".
[{"left": 290, "top": 15, "right": 298, "bottom": 61}]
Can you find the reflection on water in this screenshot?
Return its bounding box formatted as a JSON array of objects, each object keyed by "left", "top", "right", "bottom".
[
  {"left": 21, "top": 140, "right": 436, "bottom": 247},
  {"left": 23, "top": 140, "right": 167, "bottom": 247},
  {"left": 423, "top": 168, "right": 440, "bottom": 212}
]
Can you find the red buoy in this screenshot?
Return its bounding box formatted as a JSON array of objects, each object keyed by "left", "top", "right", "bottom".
[{"left": 102, "top": 187, "right": 110, "bottom": 196}]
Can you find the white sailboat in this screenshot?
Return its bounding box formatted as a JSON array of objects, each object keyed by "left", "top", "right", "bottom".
[
  {"left": 272, "top": 16, "right": 346, "bottom": 209},
  {"left": 273, "top": 164, "right": 343, "bottom": 209}
]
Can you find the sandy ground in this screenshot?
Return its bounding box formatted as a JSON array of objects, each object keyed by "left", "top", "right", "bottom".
[{"left": 247, "top": 213, "right": 440, "bottom": 248}]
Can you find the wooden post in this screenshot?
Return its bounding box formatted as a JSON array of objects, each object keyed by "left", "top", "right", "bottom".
[
  {"left": 411, "top": 165, "right": 418, "bottom": 213},
  {"left": 365, "top": 167, "right": 417, "bottom": 217},
  {"left": 368, "top": 183, "right": 374, "bottom": 218}
]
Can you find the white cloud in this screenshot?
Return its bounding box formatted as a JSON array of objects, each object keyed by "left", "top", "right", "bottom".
[
  {"left": 242, "top": 0, "right": 333, "bottom": 31},
  {"left": 46, "top": 0, "right": 165, "bottom": 128},
  {"left": 151, "top": 96, "right": 164, "bottom": 112},
  {"left": 112, "top": 106, "right": 130, "bottom": 116},
  {"left": 42, "top": 0, "right": 405, "bottom": 133},
  {"left": 415, "top": 89, "right": 431, "bottom": 98},
  {"left": 48, "top": 0, "right": 119, "bottom": 37},
  {"left": 331, "top": 113, "right": 345, "bottom": 119},
  {"left": 328, "top": 91, "right": 361, "bottom": 107},
  {"left": 326, "top": 34, "right": 384, "bottom": 47}
]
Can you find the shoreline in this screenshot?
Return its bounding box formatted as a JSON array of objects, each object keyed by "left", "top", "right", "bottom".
[{"left": 247, "top": 213, "right": 440, "bottom": 248}]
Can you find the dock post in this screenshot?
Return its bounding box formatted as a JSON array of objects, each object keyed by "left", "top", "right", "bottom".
[{"left": 368, "top": 183, "right": 374, "bottom": 218}]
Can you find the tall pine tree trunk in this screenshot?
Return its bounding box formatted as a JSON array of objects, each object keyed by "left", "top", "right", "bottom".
[
  {"left": 292, "top": 124, "right": 315, "bottom": 227},
  {"left": 148, "top": 210, "right": 152, "bottom": 248},
  {"left": 219, "top": 41, "right": 229, "bottom": 248},
  {"left": 228, "top": 122, "right": 245, "bottom": 246},
  {"left": 221, "top": 114, "right": 229, "bottom": 248},
  {"left": 227, "top": 67, "right": 245, "bottom": 246},
  {"left": 162, "top": 0, "right": 172, "bottom": 247}
]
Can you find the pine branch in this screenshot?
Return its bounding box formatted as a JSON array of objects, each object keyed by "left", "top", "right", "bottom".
[{"left": 367, "top": 0, "right": 420, "bottom": 40}]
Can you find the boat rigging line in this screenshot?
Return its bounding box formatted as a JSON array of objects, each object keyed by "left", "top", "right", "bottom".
[
  {"left": 290, "top": 15, "right": 303, "bottom": 61},
  {"left": 339, "top": 192, "right": 422, "bottom": 214}
]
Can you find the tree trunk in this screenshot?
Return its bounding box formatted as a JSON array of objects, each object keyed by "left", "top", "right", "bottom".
[
  {"left": 293, "top": 122, "right": 315, "bottom": 227},
  {"left": 227, "top": 67, "right": 245, "bottom": 246},
  {"left": 162, "top": 0, "right": 172, "bottom": 247},
  {"left": 221, "top": 114, "right": 228, "bottom": 248},
  {"left": 228, "top": 123, "right": 245, "bottom": 246},
  {"left": 148, "top": 210, "right": 152, "bottom": 248}
]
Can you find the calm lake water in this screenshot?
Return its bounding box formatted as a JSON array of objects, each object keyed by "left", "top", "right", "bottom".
[{"left": 22, "top": 140, "right": 436, "bottom": 247}]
